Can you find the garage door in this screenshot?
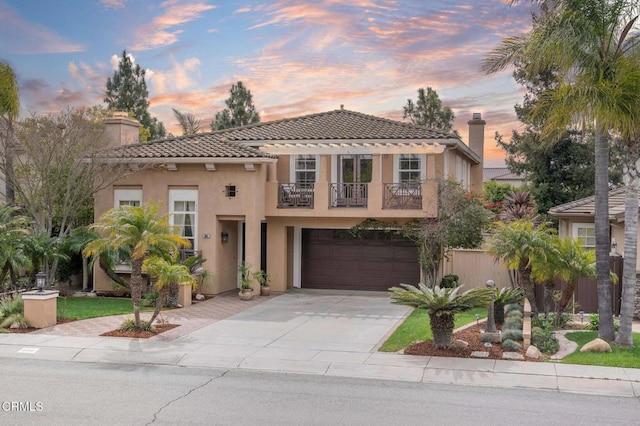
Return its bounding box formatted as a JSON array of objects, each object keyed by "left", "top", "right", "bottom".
[{"left": 301, "top": 229, "right": 420, "bottom": 291}]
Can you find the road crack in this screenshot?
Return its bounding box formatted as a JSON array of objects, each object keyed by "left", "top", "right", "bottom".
[{"left": 146, "top": 370, "right": 229, "bottom": 424}]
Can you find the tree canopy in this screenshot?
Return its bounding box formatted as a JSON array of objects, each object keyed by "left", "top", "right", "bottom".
[
  {"left": 402, "top": 87, "right": 456, "bottom": 133},
  {"left": 210, "top": 81, "right": 260, "bottom": 130},
  {"left": 402, "top": 180, "right": 493, "bottom": 287},
  {"left": 104, "top": 50, "right": 165, "bottom": 141}
]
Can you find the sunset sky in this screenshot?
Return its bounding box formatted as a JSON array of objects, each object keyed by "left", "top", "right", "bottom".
[{"left": 0, "top": 0, "right": 537, "bottom": 166}]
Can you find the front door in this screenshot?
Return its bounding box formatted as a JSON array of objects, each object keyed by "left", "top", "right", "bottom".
[{"left": 336, "top": 155, "right": 372, "bottom": 206}]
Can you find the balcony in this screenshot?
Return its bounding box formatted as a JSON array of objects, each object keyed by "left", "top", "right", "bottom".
[
  {"left": 330, "top": 183, "right": 368, "bottom": 208},
  {"left": 277, "top": 183, "right": 314, "bottom": 208},
  {"left": 269, "top": 180, "right": 437, "bottom": 218},
  {"left": 383, "top": 183, "right": 422, "bottom": 209}
]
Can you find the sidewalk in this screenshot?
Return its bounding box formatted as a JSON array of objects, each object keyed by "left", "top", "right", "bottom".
[{"left": 0, "top": 292, "right": 638, "bottom": 398}]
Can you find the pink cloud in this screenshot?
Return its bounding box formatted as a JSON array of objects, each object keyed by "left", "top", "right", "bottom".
[{"left": 131, "top": 1, "right": 216, "bottom": 51}]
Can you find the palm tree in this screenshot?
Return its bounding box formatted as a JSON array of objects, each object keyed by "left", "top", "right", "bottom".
[
  {"left": 142, "top": 256, "right": 196, "bottom": 325},
  {"left": 389, "top": 284, "right": 493, "bottom": 349},
  {"left": 0, "top": 205, "right": 30, "bottom": 290},
  {"left": 63, "top": 226, "right": 99, "bottom": 291},
  {"left": 84, "top": 203, "right": 190, "bottom": 329},
  {"left": 22, "top": 230, "right": 68, "bottom": 286},
  {"left": 483, "top": 0, "right": 640, "bottom": 341},
  {"left": 0, "top": 62, "right": 20, "bottom": 205},
  {"left": 538, "top": 236, "right": 597, "bottom": 326},
  {"left": 172, "top": 108, "right": 201, "bottom": 135},
  {"left": 617, "top": 139, "right": 640, "bottom": 346},
  {"left": 486, "top": 220, "right": 555, "bottom": 317}
]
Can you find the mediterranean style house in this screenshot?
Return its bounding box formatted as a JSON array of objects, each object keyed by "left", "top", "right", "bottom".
[
  {"left": 94, "top": 108, "right": 486, "bottom": 295},
  {"left": 549, "top": 188, "right": 629, "bottom": 262}
]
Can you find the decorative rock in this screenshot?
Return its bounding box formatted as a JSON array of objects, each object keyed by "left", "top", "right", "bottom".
[
  {"left": 525, "top": 345, "right": 542, "bottom": 359},
  {"left": 175, "top": 304, "right": 183, "bottom": 308},
  {"left": 580, "top": 338, "right": 612, "bottom": 353},
  {"left": 470, "top": 351, "right": 489, "bottom": 358},
  {"left": 452, "top": 339, "right": 469, "bottom": 348},
  {"left": 502, "top": 352, "right": 524, "bottom": 360},
  {"left": 195, "top": 293, "right": 205, "bottom": 301}
]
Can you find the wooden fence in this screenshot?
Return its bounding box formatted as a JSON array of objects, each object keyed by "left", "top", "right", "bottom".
[{"left": 445, "top": 249, "right": 623, "bottom": 315}]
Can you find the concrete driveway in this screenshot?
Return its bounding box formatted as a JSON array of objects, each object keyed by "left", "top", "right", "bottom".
[{"left": 173, "top": 290, "right": 411, "bottom": 370}]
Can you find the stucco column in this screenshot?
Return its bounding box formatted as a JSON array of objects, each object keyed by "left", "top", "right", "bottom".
[
  {"left": 23, "top": 290, "right": 59, "bottom": 328},
  {"left": 316, "top": 155, "right": 330, "bottom": 210},
  {"left": 267, "top": 162, "right": 277, "bottom": 182},
  {"left": 266, "top": 222, "right": 287, "bottom": 292},
  {"left": 244, "top": 218, "right": 262, "bottom": 294}
]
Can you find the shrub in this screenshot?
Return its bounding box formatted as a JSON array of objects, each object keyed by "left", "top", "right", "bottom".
[
  {"left": 582, "top": 313, "right": 619, "bottom": 331},
  {"left": 505, "top": 303, "right": 524, "bottom": 314},
  {"left": 506, "top": 310, "right": 523, "bottom": 321},
  {"left": 0, "top": 296, "right": 28, "bottom": 329},
  {"left": 141, "top": 291, "right": 159, "bottom": 307},
  {"left": 503, "top": 318, "right": 523, "bottom": 331},
  {"left": 119, "top": 318, "right": 155, "bottom": 332},
  {"left": 532, "top": 328, "right": 559, "bottom": 354},
  {"left": 0, "top": 296, "right": 24, "bottom": 318},
  {"left": 502, "top": 339, "right": 523, "bottom": 350},
  {"left": 439, "top": 274, "right": 460, "bottom": 289},
  {"left": 502, "top": 329, "right": 523, "bottom": 341}
]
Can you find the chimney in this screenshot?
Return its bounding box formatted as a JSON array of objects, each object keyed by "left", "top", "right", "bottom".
[
  {"left": 468, "top": 112, "right": 485, "bottom": 193},
  {"left": 103, "top": 111, "right": 140, "bottom": 146}
]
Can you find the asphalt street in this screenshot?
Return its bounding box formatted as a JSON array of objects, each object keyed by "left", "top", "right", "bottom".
[{"left": 0, "top": 359, "right": 638, "bottom": 426}]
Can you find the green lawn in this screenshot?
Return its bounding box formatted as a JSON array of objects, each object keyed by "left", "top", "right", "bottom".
[
  {"left": 378, "top": 307, "right": 487, "bottom": 352},
  {"left": 561, "top": 331, "right": 640, "bottom": 368},
  {"left": 56, "top": 297, "right": 153, "bottom": 320}
]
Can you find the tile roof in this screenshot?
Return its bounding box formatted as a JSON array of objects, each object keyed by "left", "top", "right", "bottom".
[
  {"left": 483, "top": 167, "right": 525, "bottom": 183},
  {"left": 100, "top": 109, "right": 463, "bottom": 160},
  {"left": 214, "top": 108, "right": 456, "bottom": 141},
  {"left": 100, "top": 135, "right": 274, "bottom": 160},
  {"left": 548, "top": 188, "right": 625, "bottom": 219}
]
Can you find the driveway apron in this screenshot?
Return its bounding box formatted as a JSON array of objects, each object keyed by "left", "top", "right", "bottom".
[{"left": 175, "top": 291, "right": 410, "bottom": 355}]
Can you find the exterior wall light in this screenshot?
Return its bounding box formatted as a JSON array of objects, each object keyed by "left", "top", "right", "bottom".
[
  {"left": 36, "top": 271, "right": 46, "bottom": 292},
  {"left": 221, "top": 231, "right": 229, "bottom": 244}
]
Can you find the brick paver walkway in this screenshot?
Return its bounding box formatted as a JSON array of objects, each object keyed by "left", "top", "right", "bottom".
[{"left": 32, "top": 292, "right": 273, "bottom": 342}]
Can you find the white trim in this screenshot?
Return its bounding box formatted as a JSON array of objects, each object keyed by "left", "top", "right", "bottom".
[
  {"left": 289, "top": 155, "right": 319, "bottom": 184},
  {"left": 393, "top": 154, "right": 426, "bottom": 183},
  {"left": 444, "top": 150, "right": 449, "bottom": 179},
  {"left": 262, "top": 141, "right": 445, "bottom": 155},
  {"left": 572, "top": 223, "right": 596, "bottom": 248},
  {"left": 331, "top": 154, "right": 337, "bottom": 183},
  {"left": 293, "top": 227, "right": 302, "bottom": 288},
  {"left": 114, "top": 188, "right": 142, "bottom": 208},
  {"left": 169, "top": 188, "right": 198, "bottom": 251}
]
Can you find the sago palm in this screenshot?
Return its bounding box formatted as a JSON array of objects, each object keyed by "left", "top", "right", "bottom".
[
  {"left": 485, "top": 0, "right": 640, "bottom": 341},
  {"left": 486, "top": 220, "right": 555, "bottom": 317},
  {"left": 389, "top": 284, "right": 493, "bottom": 349},
  {"left": 84, "top": 202, "right": 190, "bottom": 330}
]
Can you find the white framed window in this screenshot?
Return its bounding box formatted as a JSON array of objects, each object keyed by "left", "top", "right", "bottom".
[
  {"left": 455, "top": 156, "right": 471, "bottom": 189},
  {"left": 394, "top": 154, "right": 426, "bottom": 183},
  {"left": 169, "top": 189, "right": 198, "bottom": 251},
  {"left": 114, "top": 188, "right": 142, "bottom": 208},
  {"left": 290, "top": 155, "right": 318, "bottom": 188},
  {"left": 572, "top": 223, "right": 595, "bottom": 249}
]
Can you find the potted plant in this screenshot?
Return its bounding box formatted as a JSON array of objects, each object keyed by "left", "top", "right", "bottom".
[
  {"left": 238, "top": 262, "right": 254, "bottom": 301},
  {"left": 253, "top": 270, "right": 270, "bottom": 296}
]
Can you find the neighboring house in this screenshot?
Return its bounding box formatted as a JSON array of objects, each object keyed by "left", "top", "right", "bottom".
[
  {"left": 483, "top": 167, "right": 525, "bottom": 187},
  {"left": 548, "top": 188, "right": 628, "bottom": 262},
  {"left": 94, "top": 108, "right": 486, "bottom": 294}
]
